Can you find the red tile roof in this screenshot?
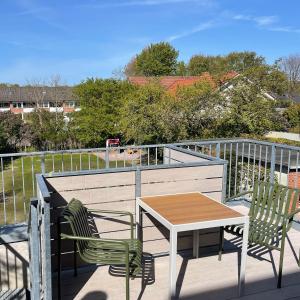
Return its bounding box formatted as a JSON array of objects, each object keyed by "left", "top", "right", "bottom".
[
  {"left": 219, "top": 71, "right": 239, "bottom": 84},
  {"left": 128, "top": 72, "right": 237, "bottom": 93}
]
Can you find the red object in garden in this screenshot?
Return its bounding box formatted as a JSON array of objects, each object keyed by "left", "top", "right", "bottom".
[{"left": 106, "top": 138, "right": 120, "bottom": 148}]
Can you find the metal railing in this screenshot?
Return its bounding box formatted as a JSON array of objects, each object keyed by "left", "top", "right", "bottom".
[
  {"left": 13, "top": 140, "right": 300, "bottom": 299},
  {"left": 32, "top": 145, "right": 227, "bottom": 299},
  {"left": 179, "top": 139, "right": 300, "bottom": 199},
  {"left": 0, "top": 138, "right": 300, "bottom": 226}
]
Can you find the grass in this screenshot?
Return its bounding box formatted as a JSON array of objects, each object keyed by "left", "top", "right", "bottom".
[{"left": 0, "top": 152, "right": 128, "bottom": 225}]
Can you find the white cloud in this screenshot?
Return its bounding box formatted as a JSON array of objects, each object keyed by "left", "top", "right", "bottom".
[
  {"left": 167, "top": 20, "right": 215, "bottom": 41},
  {"left": 233, "top": 14, "right": 277, "bottom": 27},
  {"left": 232, "top": 13, "right": 300, "bottom": 34},
  {"left": 254, "top": 16, "right": 277, "bottom": 26},
  {"left": 79, "top": 0, "right": 216, "bottom": 8}
]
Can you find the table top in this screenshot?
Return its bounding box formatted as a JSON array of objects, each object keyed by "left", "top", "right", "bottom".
[{"left": 140, "top": 192, "right": 243, "bottom": 225}]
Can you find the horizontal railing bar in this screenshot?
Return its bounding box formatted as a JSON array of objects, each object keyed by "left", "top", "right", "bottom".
[
  {"left": 44, "top": 160, "right": 228, "bottom": 179},
  {"left": 0, "top": 138, "right": 298, "bottom": 159},
  {"left": 166, "top": 145, "right": 226, "bottom": 162}
]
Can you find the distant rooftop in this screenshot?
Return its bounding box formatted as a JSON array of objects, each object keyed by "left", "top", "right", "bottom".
[
  {"left": 0, "top": 86, "right": 75, "bottom": 103},
  {"left": 128, "top": 71, "right": 239, "bottom": 92}
]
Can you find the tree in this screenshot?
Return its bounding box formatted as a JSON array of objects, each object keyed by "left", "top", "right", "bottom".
[
  {"left": 188, "top": 55, "right": 225, "bottom": 76},
  {"left": 120, "top": 81, "right": 223, "bottom": 144},
  {"left": 277, "top": 54, "right": 300, "bottom": 96},
  {"left": 71, "top": 79, "right": 133, "bottom": 147},
  {"left": 27, "top": 110, "right": 68, "bottom": 150},
  {"left": 224, "top": 51, "right": 265, "bottom": 73},
  {"left": 244, "top": 65, "right": 288, "bottom": 95},
  {"left": 217, "top": 79, "right": 278, "bottom": 136},
  {"left": 0, "top": 112, "right": 28, "bottom": 151},
  {"left": 134, "top": 42, "right": 179, "bottom": 76},
  {"left": 175, "top": 82, "right": 223, "bottom": 139},
  {"left": 124, "top": 57, "right": 139, "bottom": 77},
  {"left": 120, "top": 82, "right": 166, "bottom": 144},
  {"left": 283, "top": 103, "right": 300, "bottom": 129},
  {"left": 175, "top": 61, "right": 188, "bottom": 76}
]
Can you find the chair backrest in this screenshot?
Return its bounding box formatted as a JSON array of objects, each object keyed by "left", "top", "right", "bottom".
[
  {"left": 249, "top": 181, "right": 300, "bottom": 229},
  {"left": 62, "top": 199, "right": 92, "bottom": 252}
]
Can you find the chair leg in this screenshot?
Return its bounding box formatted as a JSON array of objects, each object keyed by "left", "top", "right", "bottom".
[
  {"left": 74, "top": 240, "right": 78, "bottom": 277},
  {"left": 277, "top": 232, "right": 287, "bottom": 288},
  {"left": 57, "top": 220, "right": 61, "bottom": 300},
  {"left": 126, "top": 262, "right": 130, "bottom": 300},
  {"left": 218, "top": 227, "right": 224, "bottom": 261}
]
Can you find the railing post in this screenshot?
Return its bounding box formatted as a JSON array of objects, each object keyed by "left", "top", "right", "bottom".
[
  {"left": 105, "top": 148, "right": 109, "bottom": 168},
  {"left": 216, "top": 143, "right": 221, "bottom": 159},
  {"left": 36, "top": 176, "right": 52, "bottom": 300},
  {"left": 41, "top": 154, "right": 45, "bottom": 174},
  {"left": 135, "top": 168, "right": 141, "bottom": 230},
  {"left": 135, "top": 168, "right": 141, "bottom": 199},
  {"left": 270, "top": 145, "right": 276, "bottom": 184},
  {"left": 222, "top": 162, "right": 228, "bottom": 203},
  {"left": 29, "top": 199, "right": 40, "bottom": 300}
]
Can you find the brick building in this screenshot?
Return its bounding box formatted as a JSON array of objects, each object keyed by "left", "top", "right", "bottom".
[{"left": 0, "top": 86, "right": 79, "bottom": 117}]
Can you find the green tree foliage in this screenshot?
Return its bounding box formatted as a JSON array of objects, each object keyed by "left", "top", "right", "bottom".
[
  {"left": 120, "top": 81, "right": 223, "bottom": 144},
  {"left": 225, "top": 51, "right": 265, "bottom": 73},
  {"left": 244, "top": 65, "right": 288, "bottom": 95},
  {"left": 134, "top": 42, "right": 179, "bottom": 76},
  {"left": 188, "top": 55, "right": 225, "bottom": 76},
  {"left": 174, "top": 82, "right": 223, "bottom": 139},
  {"left": 27, "top": 110, "right": 68, "bottom": 150},
  {"left": 0, "top": 112, "right": 29, "bottom": 152},
  {"left": 120, "top": 82, "right": 166, "bottom": 144},
  {"left": 217, "top": 79, "right": 277, "bottom": 136},
  {"left": 175, "top": 61, "right": 188, "bottom": 76},
  {"left": 187, "top": 51, "right": 266, "bottom": 76},
  {"left": 283, "top": 103, "right": 300, "bottom": 129},
  {"left": 71, "top": 79, "right": 133, "bottom": 147}
]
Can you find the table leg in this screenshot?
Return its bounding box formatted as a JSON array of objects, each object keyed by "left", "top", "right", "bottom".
[
  {"left": 169, "top": 228, "right": 177, "bottom": 299},
  {"left": 239, "top": 216, "right": 249, "bottom": 296},
  {"left": 135, "top": 201, "right": 142, "bottom": 241},
  {"left": 193, "top": 230, "right": 199, "bottom": 258}
]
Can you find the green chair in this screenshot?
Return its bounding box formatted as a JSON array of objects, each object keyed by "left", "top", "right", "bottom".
[
  {"left": 219, "top": 181, "right": 300, "bottom": 288},
  {"left": 57, "top": 198, "right": 142, "bottom": 300}
]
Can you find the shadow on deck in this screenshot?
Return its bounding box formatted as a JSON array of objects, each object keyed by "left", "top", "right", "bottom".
[{"left": 52, "top": 227, "right": 300, "bottom": 300}]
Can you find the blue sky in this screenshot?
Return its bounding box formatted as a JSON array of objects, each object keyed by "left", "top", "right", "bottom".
[{"left": 1, "top": 0, "right": 300, "bottom": 85}]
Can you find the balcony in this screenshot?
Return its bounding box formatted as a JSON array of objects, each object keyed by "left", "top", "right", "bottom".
[{"left": 0, "top": 139, "right": 300, "bottom": 299}]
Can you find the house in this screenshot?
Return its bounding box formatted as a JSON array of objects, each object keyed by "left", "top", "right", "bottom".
[
  {"left": 220, "top": 72, "right": 276, "bottom": 101},
  {"left": 0, "top": 85, "right": 79, "bottom": 117}
]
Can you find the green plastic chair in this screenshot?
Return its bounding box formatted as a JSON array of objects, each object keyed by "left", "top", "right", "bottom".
[
  {"left": 57, "top": 198, "right": 142, "bottom": 300},
  {"left": 219, "top": 181, "right": 300, "bottom": 288}
]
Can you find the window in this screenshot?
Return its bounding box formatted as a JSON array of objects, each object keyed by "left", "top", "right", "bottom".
[
  {"left": 40, "top": 102, "right": 49, "bottom": 108},
  {"left": 12, "top": 102, "right": 22, "bottom": 108},
  {"left": 0, "top": 102, "right": 10, "bottom": 108},
  {"left": 65, "top": 101, "right": 76, "bottom": 108},
  {"left": 23, "top": 102, "right": 36, "bottom": 108},
  {"left": 49, "top": 102, "right": 62, "bottom": 108}
]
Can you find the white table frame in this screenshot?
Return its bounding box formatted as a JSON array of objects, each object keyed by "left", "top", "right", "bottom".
[{"left": 136, "top": 192, "right": 249, "bottom": 299}]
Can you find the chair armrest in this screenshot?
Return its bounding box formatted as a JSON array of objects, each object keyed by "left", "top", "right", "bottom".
[
  {"left": 224, "top": 190, "right": 253, "bottom": 203},
  {"left": 60, "top": 233, "right": 130, "bottom": 251},
  {"left": 287, "top": 208, "right": 300, "bottom": 220},
  {"left": 88, "top": 209, "right": 134, "bottom": 239}
]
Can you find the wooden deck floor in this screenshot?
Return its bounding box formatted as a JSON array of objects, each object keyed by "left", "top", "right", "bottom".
[{"left": 53, "top": 205, "right": 300, "bottom": 300}]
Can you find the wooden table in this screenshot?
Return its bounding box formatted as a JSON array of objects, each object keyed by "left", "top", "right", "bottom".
[{"left": 136, "top": 192, "right": 249, "bottom": 299}]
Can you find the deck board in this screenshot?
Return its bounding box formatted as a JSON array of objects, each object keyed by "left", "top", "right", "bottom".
[{"left": 53, "top": 204, "right": 300, "bottom": 300}]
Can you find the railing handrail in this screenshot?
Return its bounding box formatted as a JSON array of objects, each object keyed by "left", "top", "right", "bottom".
[
  {"left": 0, "top": 137, "right": 298, "bottom": 159},
  {"left": 43, "top": 159, "right": 227, "bottom": 179}
]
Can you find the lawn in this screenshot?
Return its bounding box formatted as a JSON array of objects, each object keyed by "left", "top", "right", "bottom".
[{"left": 0, "top": 152, "right": 125, "bottom": 225}]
